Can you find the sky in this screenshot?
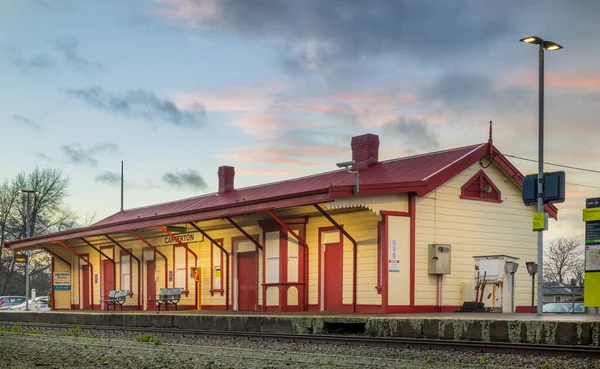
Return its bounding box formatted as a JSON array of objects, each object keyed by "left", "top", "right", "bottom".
[{"left": 0, "top": 0, "right": 599, "bottom": 242}]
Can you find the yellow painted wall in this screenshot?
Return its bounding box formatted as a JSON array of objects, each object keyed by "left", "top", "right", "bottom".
[
  {"left": 52, "top": 257, "right": 71, "bottom": 309},
  {"left": 58, "top": 204, "right": 388, "bottom": 311},
  {"left": 305, "top": 209, "right": 382, "bottom": 308},
  {"left": 387, "top": 215, "right": 411, "bottom": 305},
  {"left": 415, "top": 161, "right": 539, "bottom": 308}
]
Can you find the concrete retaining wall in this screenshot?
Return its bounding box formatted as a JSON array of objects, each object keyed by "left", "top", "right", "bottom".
[
  {"left": 365, "top": 318, "right": 600, "bottom": 346},
  {"left": 0, "top": 312, "right": 597, "bottom": 346}
]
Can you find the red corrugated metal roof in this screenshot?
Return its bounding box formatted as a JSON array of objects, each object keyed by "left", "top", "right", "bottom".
[
  {"left": 94, "top": 143, "right": 485, "bottom": 226},
  {"left": 5, "top": 141, "right": 558, "bottom": 250}
]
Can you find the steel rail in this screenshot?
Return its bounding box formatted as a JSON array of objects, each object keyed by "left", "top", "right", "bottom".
[{"left": 3, "top": 321, "right": 600, "bottom": 358}]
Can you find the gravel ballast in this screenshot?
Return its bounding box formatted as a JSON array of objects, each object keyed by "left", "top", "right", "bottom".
[{"left": 0, "top": 326, "right": 599, "bottom": 369}]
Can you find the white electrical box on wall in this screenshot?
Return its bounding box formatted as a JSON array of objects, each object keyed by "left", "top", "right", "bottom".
[
  {"left": 472, "top": 255, "right": 519, "bottom": 313},
  {"left": 428, "top": 244, "right": 452, "bottom": 274}
]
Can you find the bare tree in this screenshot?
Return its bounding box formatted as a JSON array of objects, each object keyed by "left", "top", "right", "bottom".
[
  {"left": 572, "top": 258, "right": 585, "bottom": 287},
  {"left": 0, "top": 167, "right": 77, "bottom": 294},
  {"left": 544, "top": 236, "right": 584, "bottom": 284}
]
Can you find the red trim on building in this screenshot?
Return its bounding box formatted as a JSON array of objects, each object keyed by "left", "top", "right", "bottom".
[
  {"left": 516, "top": 306, "right": 537, "bottom": 313},
  {"left": 376, "top": 221, "right": 382, "bottom": 295},
  {"left": 491, "top": 146, "right": 558, "bottom": 219},
  {"left": 50, "top": 257, "right": 55, "bottom": 310},
  {"left": 409, "top": 193, "right": 416, "bottom": 307},
  {"left": 79, "top": 253, "right": 90, "bottom": 309},
  {"left": 380, "top": 210, "right": 410, "bottom": 217},
  {"left": 460, "top": 169, "right": 502, "bottom": 203},
  {"left": 382, "top": 214, "right": 389, "bottom": 312}
]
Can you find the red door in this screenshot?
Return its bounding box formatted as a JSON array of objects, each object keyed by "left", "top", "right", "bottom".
[
  {"left": 237, "top": 252, "right": 258, "bottom": 311},
  {"left": 146, "top": 260, "right": 156, "bottom": 310},
  {"left": 102, "top": 260, "right": 115, "bottom": 299},
  {"left": 324, "top": 242, "right": 343, "bottom": 311},
  {"left": 81, "top": 264, "right": 90, "bottom": 309}
]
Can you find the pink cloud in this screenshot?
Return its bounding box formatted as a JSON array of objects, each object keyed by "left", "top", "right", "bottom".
[
  {"left": 217, "top": 146, "right": 347, "bottom": 167},
  {"left": 236, "top": 168, "right": 297, "bottom": 176},
  {"left": 171, "top": 82, "right": 284, "bottom": 112},
  {"left": 501, "top": 69, "right": 600, "bottom": 91},
  {"left": 151, "top": 0, "right": 217, "bottom": 28}
]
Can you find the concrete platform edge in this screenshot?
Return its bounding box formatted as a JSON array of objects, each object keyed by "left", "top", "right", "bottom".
[{"left": 0, "top": 312, "right": 598, "bottom": 346}]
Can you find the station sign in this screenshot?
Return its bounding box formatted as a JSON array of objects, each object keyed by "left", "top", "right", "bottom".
[
  {"left": 583, "top": 198, "right": 600, "bottom": 307},
  {"left": 53, "top": 272, "right": 71, "bottom": 291},
  {"left": 13, "top": 253, "right": 28, "bottom": 264}
]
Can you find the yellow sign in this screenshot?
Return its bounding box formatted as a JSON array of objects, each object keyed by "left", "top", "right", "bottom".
[
  {"left": 532, "top": 213, "right": 546, "bottom": 231},
  {"left": 583, "top": 208, "right": 600, "bottom": 222},
  {"left": 190, "top": 267, "right": 200, "bottom": 282},
  {"left": 584, "top": 273, "right": 600, "bottom": 307}
]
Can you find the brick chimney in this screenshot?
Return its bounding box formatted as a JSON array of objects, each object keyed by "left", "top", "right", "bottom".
[
  {"left": 218, "top": 166, "right": 235, "bottom": 193},
  {"left": 351, "top": 134, "right": 379, "bottom": 169}
]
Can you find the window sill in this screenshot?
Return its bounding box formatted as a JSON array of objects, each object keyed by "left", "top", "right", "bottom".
[{"left": 210, "top": 289, "right": 224, "bottom": 296}]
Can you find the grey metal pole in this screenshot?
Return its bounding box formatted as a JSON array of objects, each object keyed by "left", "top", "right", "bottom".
[
  {"left": 531, "top": 273, "right": 535, "bottom": 313},
  {"left": 537, "top": 43, "right": 545, "bottom": 316},
  {"left": 121, "top": 160, "right": 124, "bottom": 211},
  {"left": 25, "top": 193, "right": 30, "bottom": 311}
]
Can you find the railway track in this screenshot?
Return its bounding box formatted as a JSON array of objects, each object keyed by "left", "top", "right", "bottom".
[{"left": 3, "top": 320, "right": 600, "bottom": 359}]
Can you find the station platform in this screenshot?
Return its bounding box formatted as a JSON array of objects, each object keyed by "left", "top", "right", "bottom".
[{"left": 0, "top": 310, "right": 598, "bottom": 347}]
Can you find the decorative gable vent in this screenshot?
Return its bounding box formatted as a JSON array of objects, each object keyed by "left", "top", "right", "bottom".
[{"left": 460, "top": 169, "right": 502, "bottom": 203}]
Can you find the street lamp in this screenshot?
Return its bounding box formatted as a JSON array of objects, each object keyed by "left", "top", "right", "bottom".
[
  {"left": 520, "top": 36, "right": 563, "bottom": 316},
  {"left": 17, "top": 189, "right": 40, "bottom": 311},
  {"left": 526, "top": 261, "right": 538, "bottom": 313}
]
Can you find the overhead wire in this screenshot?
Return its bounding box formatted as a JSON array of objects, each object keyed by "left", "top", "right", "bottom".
[{"left": 504, "top": 153, "right": 600, "bottom": 190}]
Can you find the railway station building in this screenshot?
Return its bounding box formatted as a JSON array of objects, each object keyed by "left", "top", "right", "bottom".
[{"left": 5, "top": 131, "right": 558, "bottom": 314}]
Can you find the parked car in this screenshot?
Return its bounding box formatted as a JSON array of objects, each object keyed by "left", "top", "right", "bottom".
[
  {"left": 3, "top": 297, "right": 49, "bottom": 311},
  {"left": 0, "top": 296, "right": 27, "bottom": 310},
  {"left": 543, "top": 302, "right": 584, "bottom": 313}
]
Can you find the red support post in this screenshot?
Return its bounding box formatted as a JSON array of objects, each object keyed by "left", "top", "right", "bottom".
[
  {"left": 225, "top": 217, "right": 263, "bottom": 250},
  {"left": 130, "top": 231, "right": 169, "bottom": 289},
  {"left": 54, "top": 241, "right": 94, "bottom": 310},
  {"left": 44, "top": 247, "right": 72, "bottom": 311},
  {"left": 188, "top": 222, "right": 229, "bottom": 311},
  {"left": 104, "top": 235, "right": 141, "bottom": 310},
  {"left": 314, "top": 204, "right": 357, "bottom": 313}
]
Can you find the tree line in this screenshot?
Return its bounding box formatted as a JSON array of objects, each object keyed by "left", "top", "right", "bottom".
[{"left": 0, "top": 167, "right": 77, "bottom": 296}]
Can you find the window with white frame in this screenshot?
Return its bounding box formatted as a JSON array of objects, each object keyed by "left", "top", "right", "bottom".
[
  {"left": 265, "top": 231, "right": 280, "bottom": 283},
  {"left": 174, "top": 246, "right": 187, "bottom": 290},
  {"left": 120, "top": 253, "right": 131, "bottom": 293},
  {"left": 554, "top": 296, "right": 562, "bottom": 302},
  {"left": 211, "top": 242, "right": 223, "bottom": 291}
]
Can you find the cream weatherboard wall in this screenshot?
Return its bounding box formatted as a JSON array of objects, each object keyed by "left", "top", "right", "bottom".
[
  {"left": 415, "top": 161, "right": 540, "bottom": 308},
  {"left": 304, "top": 208, "right": 382, "bottom": 309}
]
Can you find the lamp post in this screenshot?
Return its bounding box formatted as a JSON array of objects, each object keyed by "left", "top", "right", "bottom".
[
  {"left": 526, "top": 261, "right": 538, "bottom": 313},
  {"left": 17, "top": 189, "right": 39, "bottom": 311},
  {"left": 520, "top": 36, "right": 562, "bottom": 315}
]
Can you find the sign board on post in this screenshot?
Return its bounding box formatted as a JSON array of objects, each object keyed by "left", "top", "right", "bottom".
[
  {"left": 532, "top": 213, "right": 548, "bottom": 231},
  {"left": 583, "top": 197, "right": 600, "bottom": 307},
  {"left": 389, "top": 238, "right": 400, "bottom": 272},
  {"left": 53, "top": 272, "right": 71, "bottom": 291}
]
